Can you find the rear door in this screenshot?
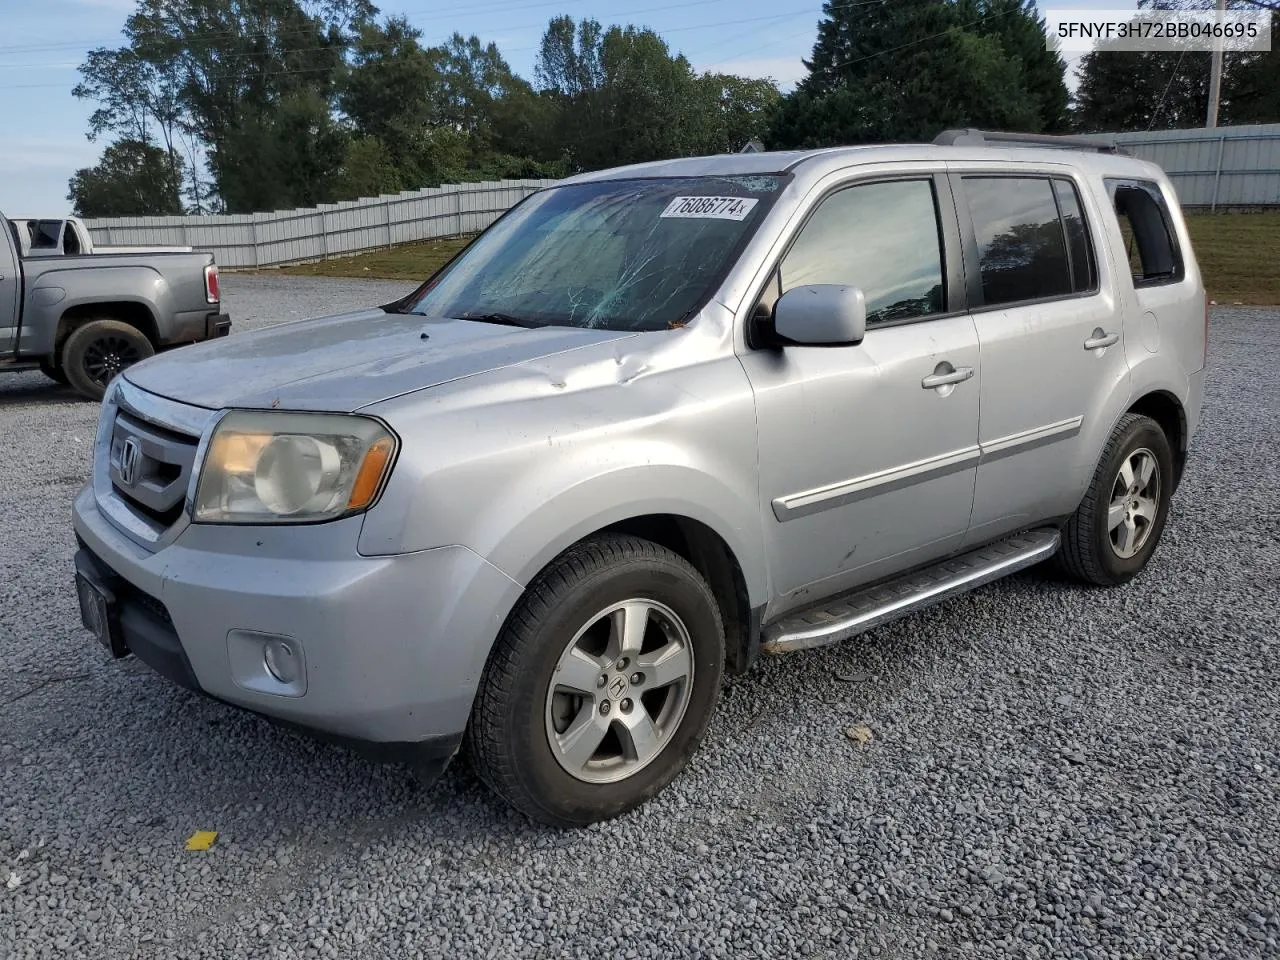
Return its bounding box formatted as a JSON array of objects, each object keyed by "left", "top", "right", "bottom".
[
  {"left": 0, "top": 221, "right": 20, "bottom": 354},
  {"left": 952, "top": 171, "right": 1130, "bottom": 547}
]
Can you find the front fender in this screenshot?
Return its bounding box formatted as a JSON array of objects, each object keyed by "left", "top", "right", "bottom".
[
  {"left": 472, "top": 463, "right": 767, "bottom": 602},
  {"left": 358, "top": 344, "right": 768, "bottom": 609}
]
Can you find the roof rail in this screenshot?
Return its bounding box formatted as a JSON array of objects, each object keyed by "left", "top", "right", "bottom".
[{"left": 933, "top": 128, "right": 1124, "bottom": 154}]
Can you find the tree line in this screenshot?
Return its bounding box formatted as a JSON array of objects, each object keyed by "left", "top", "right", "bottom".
[{"left": 68, "top": 0, "right": 1279, "bottom": 217}]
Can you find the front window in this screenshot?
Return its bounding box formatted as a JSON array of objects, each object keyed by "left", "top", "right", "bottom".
[
  {"left": 406, "top": 176, "right": 785, "bottom": 332},
  {"left": 779, "top": 179, "right": 946, "bottom": 326}
]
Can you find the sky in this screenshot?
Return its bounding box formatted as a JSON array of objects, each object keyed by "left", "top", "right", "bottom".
[{"left": 0, "top": 0, "right": 1137, "bottom": 215}]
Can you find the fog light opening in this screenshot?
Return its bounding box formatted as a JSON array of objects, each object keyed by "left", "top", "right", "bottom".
[{"left": 263, "top": 638, "right": 299, "bottom": 685}]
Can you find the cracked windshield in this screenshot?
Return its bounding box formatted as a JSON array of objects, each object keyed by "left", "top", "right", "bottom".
[{"left": 407, "top": 176, "right": 784, "bottom": 331}]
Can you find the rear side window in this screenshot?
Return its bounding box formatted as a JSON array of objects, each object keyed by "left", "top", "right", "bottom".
[
  {"left": 1106, "top": 179, "right": 1182, "bottom": 286},
  {"left": 963, "top": 177, "right": 1080, "bottom": 307}
]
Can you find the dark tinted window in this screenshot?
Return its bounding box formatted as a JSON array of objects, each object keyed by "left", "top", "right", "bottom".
[
  {"left": 780, "top": 179, "right": 945, "bottom": 326},
  {"left": 1052, "top": 180, "right": 1096, "bottom": 293},
  {"left": 1107, "top": 180, "right": 1182, "bottom": 286},
  {"left": 965, "top": 177, "right": 1071, "bottom": 306},
  {"left": 32, "top": 220, "right": 61, "bottom": 249},
  {"left": 63, "top": 222, "right": 82, "bottom": 256}
]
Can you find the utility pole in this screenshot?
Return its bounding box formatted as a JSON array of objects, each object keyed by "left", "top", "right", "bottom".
[{"left": 1206, "top": 0, "right": 1227, "bottom": 128}]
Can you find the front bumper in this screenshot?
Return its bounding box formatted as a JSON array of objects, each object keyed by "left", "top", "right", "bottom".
[{"left": 72, "top": 485, "right": 522, "bottom": 767}]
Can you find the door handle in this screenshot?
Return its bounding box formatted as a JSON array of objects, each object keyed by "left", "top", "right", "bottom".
[
  {"left": 1084, "top": 331, "right": 1120, "bottom": 350},
  {"left": 921, "top": 366, "right": 974, "bottom": 390}
]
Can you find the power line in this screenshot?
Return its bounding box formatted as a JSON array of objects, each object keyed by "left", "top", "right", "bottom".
[
  {"left": 0, "top": 0, "right": 906, "bottom": 92},
  {"left": 1147, "top": 47, "right": 1189, "bottom": 132},
  {"left": 820, "top": 6, "right": 1020, "bottom": 72},
  {"left": 0, "top": 10, "right": 824, "bottom": 91},
  {"left": 0, "top": 0, "right": 743, "bottom": 57},
  {"left": 691, "top": 21, "right": 820, "bottom": 70},
  {"left": 0, "top": 0, "right": 581, "bottom": 55},
  {"left": 685, "top": 0, "right": 886, "bottom": 64},
  {"left": 0, "top": 0, "right": 889, "bottom": 61}
]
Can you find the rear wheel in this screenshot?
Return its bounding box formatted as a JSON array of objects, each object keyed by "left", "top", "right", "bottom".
[
  {"left": 1057, "top": 413, "right": 1174, "bottom": 586},
  {"left": 62, "top": 319, "right": 154, "bottom": 401},
  {"left": 466, "top": 534, "right": 725, "bottom": 826}
]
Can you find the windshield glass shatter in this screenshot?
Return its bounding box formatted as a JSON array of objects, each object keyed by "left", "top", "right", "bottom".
[{"left": 407, "top": 176, "right": 784, "bottom": 332}]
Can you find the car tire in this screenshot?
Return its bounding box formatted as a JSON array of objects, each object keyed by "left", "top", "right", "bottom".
[
  {"left": 38, "top": 360, "right": 69, "bottom": 385},
  {"left": 466, "top": 533, "right": 725, "bottom": 826},
  {"left": 62, "top": 319, "right": 154, "bottom": 401},
  {"left": 1057, "top": 413, "right": 1175, "bottom": 586}
]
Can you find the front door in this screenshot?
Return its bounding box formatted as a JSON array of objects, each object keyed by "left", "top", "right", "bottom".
[
  {"left": 0, "top": 222, "right": 19, "bottom": 355},
  {"left": 739, "top": 175, "right": 982, "bottom": 616},
  {"left": 952, "top": 173, "right": 1131, "bottom": 545}
]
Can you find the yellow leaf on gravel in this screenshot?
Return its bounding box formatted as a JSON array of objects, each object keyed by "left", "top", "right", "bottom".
[
  {"left": 185, "top": 831, "right": 218, "bottom": 851},
  {"left": 844, "top": 725, "right": 873, "bottom": 745}
]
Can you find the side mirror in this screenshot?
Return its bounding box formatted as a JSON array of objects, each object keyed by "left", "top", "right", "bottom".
[{"left": 773, "top": 284, "right": 867, "bottom": 346}]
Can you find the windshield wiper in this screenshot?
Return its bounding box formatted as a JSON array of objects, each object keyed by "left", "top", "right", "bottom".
[{"left": 457, "top": 312, "right": 542, "bottom": 328}]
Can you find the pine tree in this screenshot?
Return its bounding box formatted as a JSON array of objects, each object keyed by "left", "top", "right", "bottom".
[
  {"left": 1073, "top": 1, "right": 1280, "bottom": 131},
  {"left": 770, "top": 0, "right": 1068, "bottom": 148}
]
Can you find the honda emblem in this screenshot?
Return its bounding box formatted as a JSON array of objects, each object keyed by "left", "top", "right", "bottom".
[{"left": 119, "top": 437, "right": 142, "bottom": 486}]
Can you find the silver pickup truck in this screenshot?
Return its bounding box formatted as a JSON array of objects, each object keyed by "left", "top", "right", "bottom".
[
  {"left": 72, "top": 132, "right": 1207, "bottom": 826},
  {"left": 1, "top": 214, "right": 229, "bottom": 399}
]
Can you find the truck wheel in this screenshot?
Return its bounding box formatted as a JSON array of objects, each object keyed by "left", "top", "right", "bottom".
[
  {"left": 466, "top": 534, "right": 725, "bottom": 826},
  {"left": 1057, "top": 413, "right": 1174, "bottom": 586},
  {"left": 38, "top": 360, "right": 69, "bottom": 386},
  {"left": 62, "top": 319, "right": 154, "bottom": 401}
]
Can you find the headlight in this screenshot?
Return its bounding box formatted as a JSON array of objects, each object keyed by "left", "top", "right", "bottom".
[{"left": 193, "top": 411, "right": 397, "bottom": 524}]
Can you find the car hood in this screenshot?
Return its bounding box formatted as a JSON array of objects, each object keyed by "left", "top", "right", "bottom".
[{"left": 124, "top": 308, "right": 637, "bottom": 411}]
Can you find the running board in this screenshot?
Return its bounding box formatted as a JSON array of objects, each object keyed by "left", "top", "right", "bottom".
[{"left": 760, "top": 529, "right": 1061, "bottom": 655}]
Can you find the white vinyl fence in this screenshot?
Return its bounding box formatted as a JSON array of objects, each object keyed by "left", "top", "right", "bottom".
[
  {"left": 84, "top": 123, "right": 1280, "bottom": 269},
  {"left": 1083, "top": 122, "right": 1280, "bottom": 209},
  {"left": 82, "top": 178, "right": 558, "bottom": 269}
]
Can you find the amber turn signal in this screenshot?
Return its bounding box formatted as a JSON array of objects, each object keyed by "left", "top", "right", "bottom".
[{"left": 347, "top": 436, "right": 395, "bottom": 509}]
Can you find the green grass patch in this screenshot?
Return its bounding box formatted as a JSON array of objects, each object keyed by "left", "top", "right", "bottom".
[
  {"left": 1184, "top": 212, "right": 1280, "bottom": 305},
  {"left": 277, "top": 236, "right": 473, "bottom": 281},
  {"left": 272, "top": 212, "right": 1280, "bottom": 305}
]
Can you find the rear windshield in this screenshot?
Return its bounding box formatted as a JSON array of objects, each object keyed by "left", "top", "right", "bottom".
[
  {"left": 406, "top": 176, "right": 785, "bottom": 332},
  {"left": 30, "top": 220, "right": 62, "bottom": 249}
]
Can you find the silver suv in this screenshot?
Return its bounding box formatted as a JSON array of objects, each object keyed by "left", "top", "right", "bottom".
[{"left": 72, "top": 132, "right": 1208, "bottom": 826}]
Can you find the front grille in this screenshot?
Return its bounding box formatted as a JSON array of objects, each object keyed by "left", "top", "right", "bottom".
[
  {"left": 101, "top": 390, "right": 204, "bottom": 540},
  {"left": 116, "top": 409, "right": 195, "bottom": 448}
]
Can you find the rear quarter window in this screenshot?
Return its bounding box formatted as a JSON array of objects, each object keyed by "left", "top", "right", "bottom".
[{"left": 1105, "top": 179, "right": 1183, "bottom": 287}]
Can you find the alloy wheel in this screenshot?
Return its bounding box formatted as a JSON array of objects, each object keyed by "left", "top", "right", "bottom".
[
  {"left": 1107, "top": 447, "right": 1161, "bottom": 559},
  {"left": 82, "top": 335, "right": 143, "bottom": 386},
  {"left": 544, "top": 598, "right": 694, "bottom": 784}
]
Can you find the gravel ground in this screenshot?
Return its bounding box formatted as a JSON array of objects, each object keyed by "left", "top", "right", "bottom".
[{"left": 1, "top": 277, "right": 1277, "bottom": 959}]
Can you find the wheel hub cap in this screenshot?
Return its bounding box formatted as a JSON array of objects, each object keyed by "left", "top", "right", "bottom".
[
  {"left": 1107, "top": 448, "right": 1161, "bottom": 559},
  {"left": 544, "top": 599, "right": 694, "bottom": 784},
  {"left": 83, "top": 336, "right": 142, "bottom": 386}
]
